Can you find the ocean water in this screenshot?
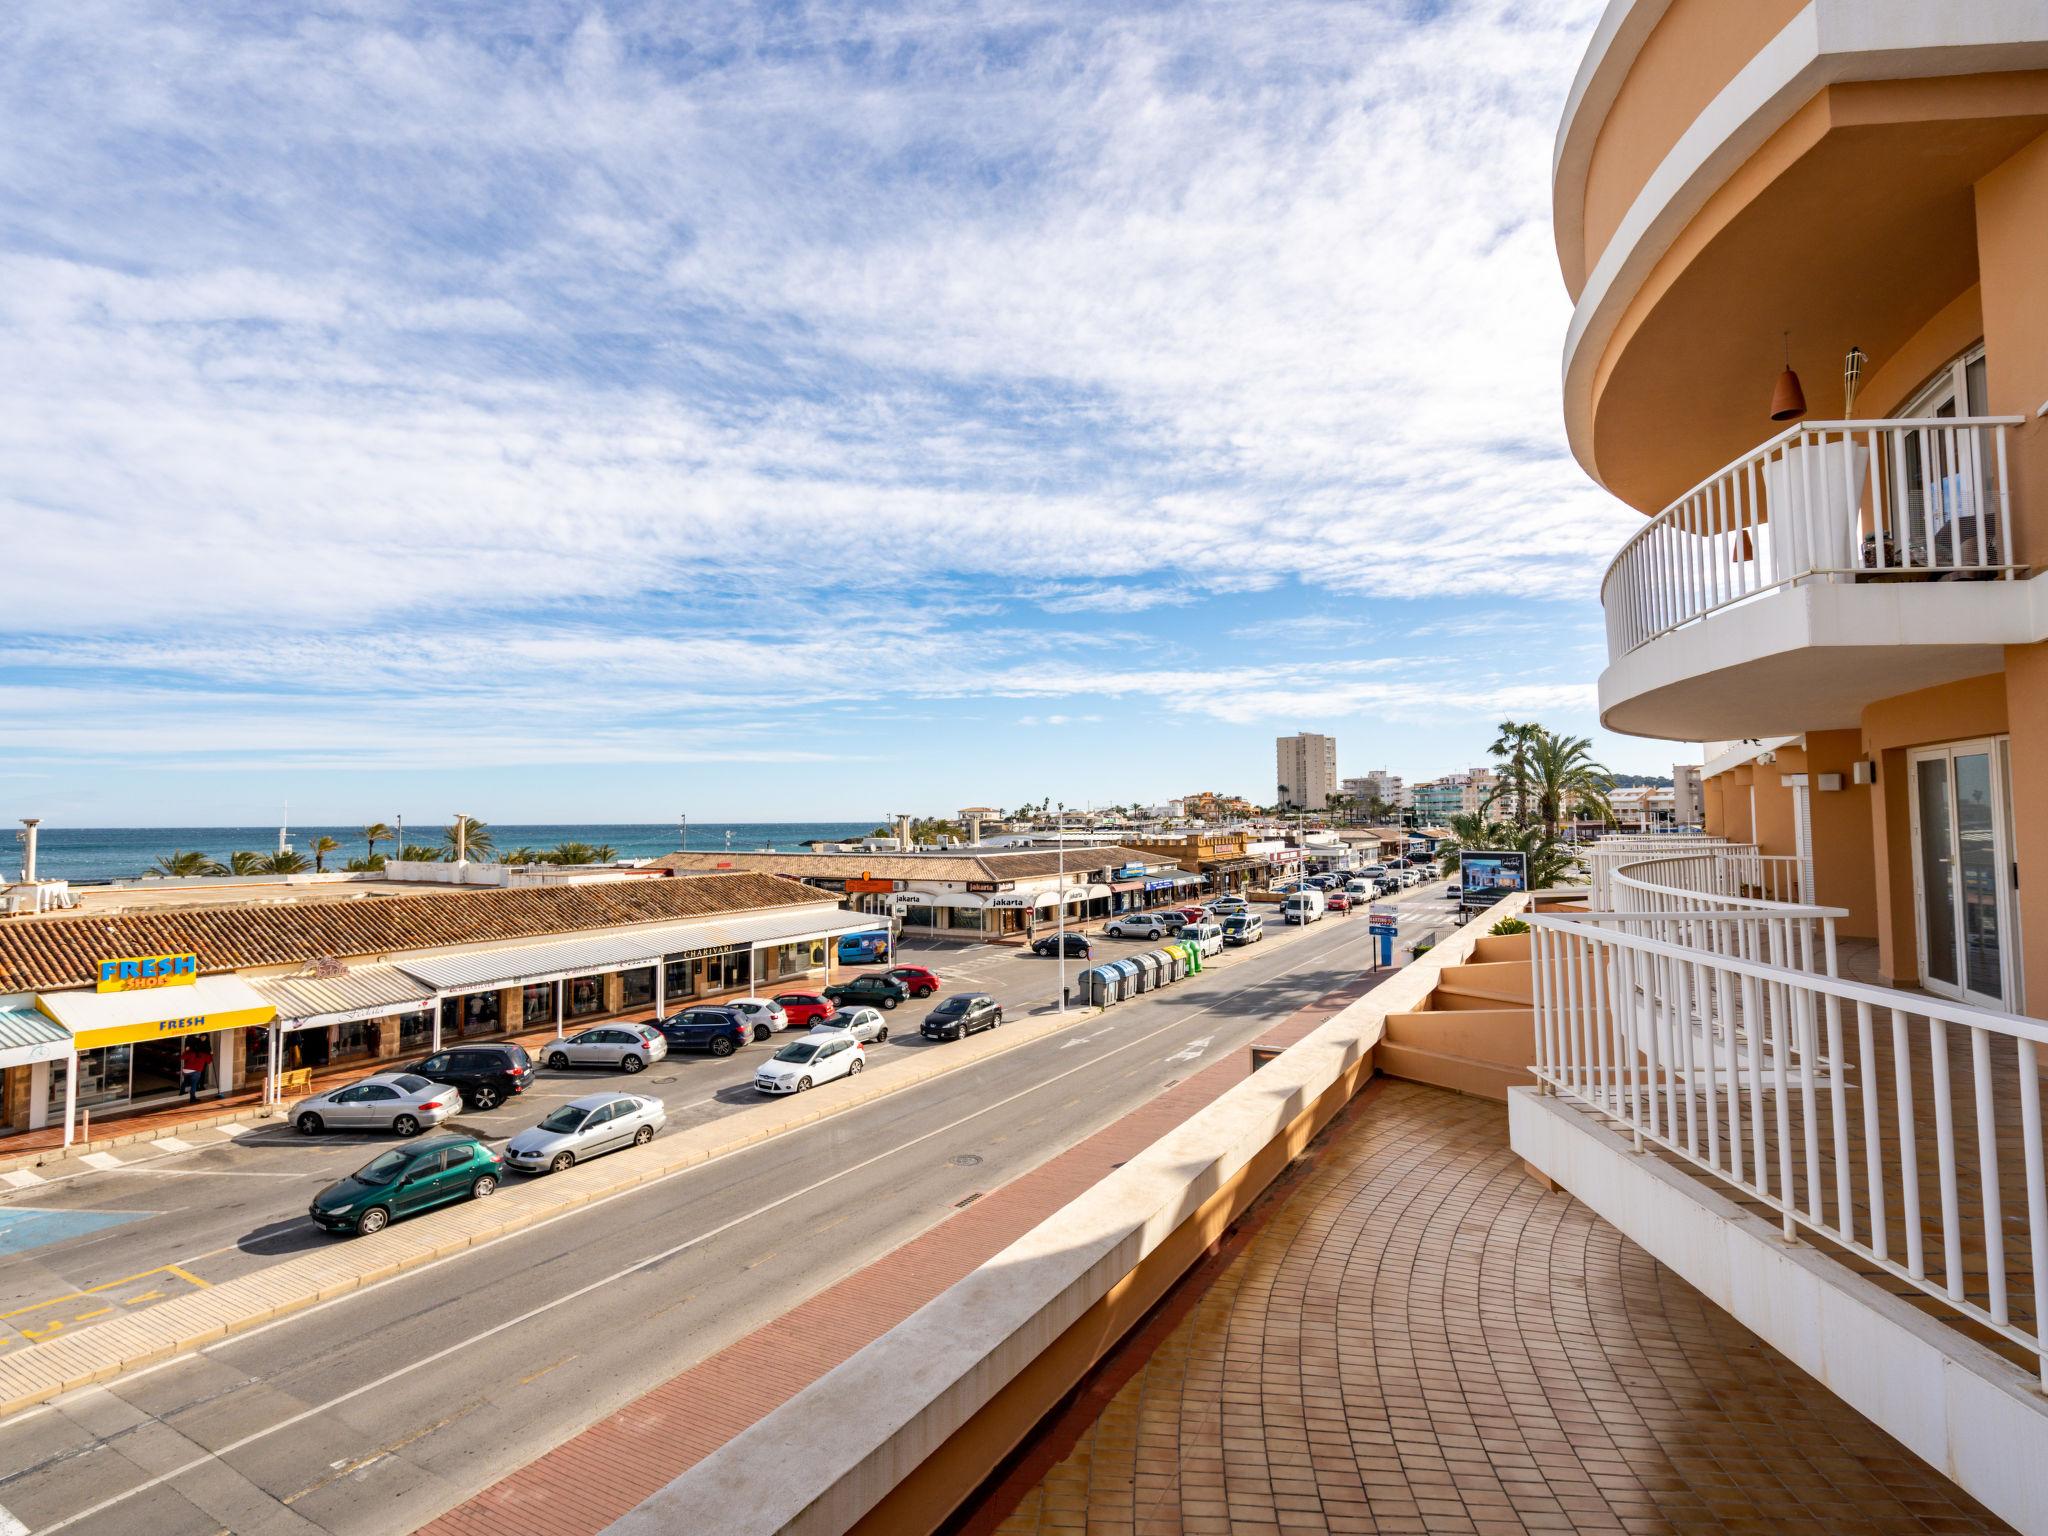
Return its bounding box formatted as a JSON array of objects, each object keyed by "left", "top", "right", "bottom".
[{"left": 12, "top": 823, "right": 883, "bottom": 885}]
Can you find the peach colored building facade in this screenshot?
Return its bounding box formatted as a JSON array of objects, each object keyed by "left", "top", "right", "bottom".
[{"left": 1561, "top": 0, "right": 2048, "bottom": 1016}]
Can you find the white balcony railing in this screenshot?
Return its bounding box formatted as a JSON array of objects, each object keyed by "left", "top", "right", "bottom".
[
  {"left": 1534, "top": 843, "right": 2048, "bottom": 1384},
  {"left": 1602, "top": 417, "right": 2024, "bottom": 657}
]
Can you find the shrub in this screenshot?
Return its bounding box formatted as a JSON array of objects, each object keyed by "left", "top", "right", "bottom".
[{"left": 1489, "top": 917, "right": 1530, "bottom": 936}]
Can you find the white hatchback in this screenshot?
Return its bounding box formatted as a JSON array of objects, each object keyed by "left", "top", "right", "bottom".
[
  {"left": 819, "top": 1006, "right": 889, "bottom": 1044},
  {"left": 755, "top": 1030, "right": 866, "bottom": 1094},
  {"left": 726, "top": 997, "right": 791, "bottom": 1040}
]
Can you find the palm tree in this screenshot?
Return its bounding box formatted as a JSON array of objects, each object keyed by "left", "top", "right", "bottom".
[
  {"left": 309, "top": 835, "right": 340, "bottom": 873},
  {"left": 590, "top": 844, "right": 618, "bottom": 864},
  {"left": 1433, "top": 814, "right": 1578, "bottom": 891},
  {"left": 362, "top": 822, "right": 394, "bottom": 866},
  {"left": 500, "top": 846, "right": 541, "bottom": 866},
  {"left": 1527, "top": 730, "right": 1614, "bottom": 840},
  {"left": 264, "top": 849, "right": 310, "bottom": 874},
  {"left": 228, "top": 850, "right": 268, "bottom": 875},
  {"left": 150, "top": 850, "right": 226, "bottom": 877},
  {"left": 342, "top": 855, "right": 386, "bottom": 872},
  {"left": 399, "top": 843, "right": 445, "bottom": 863},
  {"left": 547, "top": 841, "right": 599, "bottom": 865},
  {"left": 1488, "top": 720, "right": 1543, "bottom": 824},
  {"left": 443, "top": 816, "right": 495, "bottom": 862}
]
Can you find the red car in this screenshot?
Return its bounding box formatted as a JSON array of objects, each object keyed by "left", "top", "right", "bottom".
[
  {"left": 883, "top": 966, "right": 941, "bottom": 999},
  {"left": 1326, "top": 891, "right": 1352, "bottom": 912},
  {"left": 1173, "top": 906, "right": 1208, "bottom": 924},
  {"left": 774, "top": 991, "right": 838, "bottom": 1028}
]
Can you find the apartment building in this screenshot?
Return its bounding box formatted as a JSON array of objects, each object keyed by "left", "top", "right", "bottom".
[
  {"left": 1558, "top": 2, "right": 2048, "bottom": 1015},
  {"left": 1341, "top": 769, "right": 1406, "bottom": 809},
  {"left": 1273, "top": 732, "right": 1337, "bottom": 811},
  {"left": 1410, "top": 768, "right": 1498, "bottom": 823}
]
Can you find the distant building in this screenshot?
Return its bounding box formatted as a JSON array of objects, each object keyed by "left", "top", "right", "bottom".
[
  {"left": 1671, "top": 765, "right": 1704, "bottom": 828},
  {"left": 1410, "top": 768, "right": 1498, "bottom": 823},
  {"left": 1342, "top": 770, "right": 1406, "bottom": 809},
  {"left": 1181, "top": 791, "right": 1255, "bottom": 822},
  {"left": 1275, "top": 733, "right": 1338, "bottom": 811}
]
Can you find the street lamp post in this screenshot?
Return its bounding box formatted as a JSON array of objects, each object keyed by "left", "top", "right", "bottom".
[
  {"left": 1056, "top": 801, "right": 1068, "bottom": 1013},
  {"left": 679, "top": 812, "right": 687, "bottom": 853}
]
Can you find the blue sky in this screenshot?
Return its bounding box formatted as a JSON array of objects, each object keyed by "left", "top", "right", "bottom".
[{"left": 0, "top": 0, "right": 1670, "bottom": 827}]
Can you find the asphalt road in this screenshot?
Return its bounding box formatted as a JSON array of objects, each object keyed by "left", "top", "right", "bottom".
[{"left": 0, "top": 881, "right": 1459, "bottom": 1536}]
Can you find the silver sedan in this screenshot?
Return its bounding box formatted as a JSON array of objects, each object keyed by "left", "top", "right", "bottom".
[
  {"left": 819, "top": 1005, "right": 889, "bottom": 1044},
  {"left": 542, "top": 1024, "right": 669, "bottom": 1073},
  {"left": 503, "top": 1092, "right": 667, "bottom": 1174},
  {"left": 295, "top": 1072, "right": 462, "bottom": 1137}
]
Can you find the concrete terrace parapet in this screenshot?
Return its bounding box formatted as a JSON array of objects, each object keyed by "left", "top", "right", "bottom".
[{"left": 604, "top": 893, "right": 1536, "bottom": 1536}]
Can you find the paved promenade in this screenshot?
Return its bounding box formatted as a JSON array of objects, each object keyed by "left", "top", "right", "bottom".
[{"left": 978, "top": 1080, "right": 2009, "bottom": 1536}]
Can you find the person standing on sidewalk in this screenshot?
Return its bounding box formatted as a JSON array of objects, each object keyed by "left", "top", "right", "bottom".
[{"left": 181, "top": 1039, "right": 209, "bottom": 1102}]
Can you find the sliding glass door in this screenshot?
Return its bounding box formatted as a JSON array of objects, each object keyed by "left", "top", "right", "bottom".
[{"left": 1909, "top": 738, "right": 2017, "bottom": 1008}]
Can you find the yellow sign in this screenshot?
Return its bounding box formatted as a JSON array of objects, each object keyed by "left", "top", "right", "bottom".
[{"left": 96, "top": 953, "right": 199, "bottom": 993}]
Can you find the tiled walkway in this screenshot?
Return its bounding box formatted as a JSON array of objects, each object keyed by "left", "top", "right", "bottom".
[{"left": 981, "top": 1081, "right": 2010, "bottom": 1536}]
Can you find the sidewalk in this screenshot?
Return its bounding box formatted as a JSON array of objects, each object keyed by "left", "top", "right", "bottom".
[{"left": 416, "top": 973, "right": 1381, "bottom": 1536}]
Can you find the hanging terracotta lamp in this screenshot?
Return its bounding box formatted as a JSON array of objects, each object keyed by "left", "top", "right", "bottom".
[{"left": 1770, "top": 330, "right": 1807, "bottom": 421}]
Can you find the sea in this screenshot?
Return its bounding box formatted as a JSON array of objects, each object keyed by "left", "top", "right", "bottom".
[{"left": 14, "top": 823, "right": 883, "bottom": 885}]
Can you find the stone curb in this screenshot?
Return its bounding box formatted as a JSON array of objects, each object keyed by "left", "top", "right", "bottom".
[
  {"left": 0, "top": 1106, "right": 284, "bottom": 1178},
  {"left": 0, "top": 913, "right": 1354, "bottom": 1419}
]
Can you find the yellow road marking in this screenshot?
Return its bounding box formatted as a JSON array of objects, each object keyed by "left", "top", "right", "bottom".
[{"left": 0, "top": 1263, "right": 211, "bottom": 1353}]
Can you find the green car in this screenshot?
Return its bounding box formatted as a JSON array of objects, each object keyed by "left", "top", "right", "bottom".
[
  {"left": 309, "top": 1135, "right": 503, "bottom": 1236},
  {"left": 823, "top": 973, "right": 910, "bottom": 1010}
]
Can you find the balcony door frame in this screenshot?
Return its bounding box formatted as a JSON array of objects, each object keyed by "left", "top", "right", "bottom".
[{"left": 1906, "top": 736, "right": 2019, "bottom": 1011}]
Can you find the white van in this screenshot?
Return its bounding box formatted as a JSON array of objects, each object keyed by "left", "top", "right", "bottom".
[
  {"left": 1344, "top": 879, "right": 1376, "bottom": 900},
  {"left": 1281, "top": 889, "right": 1327, "bottom": 925},
  {"left": 1182, "top": 920, "right": 1225, "bottom": 957}
]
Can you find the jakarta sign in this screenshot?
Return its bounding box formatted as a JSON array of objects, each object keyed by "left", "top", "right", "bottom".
[{"left": 97, "top": 953, "right": 199, "bottom": 993}]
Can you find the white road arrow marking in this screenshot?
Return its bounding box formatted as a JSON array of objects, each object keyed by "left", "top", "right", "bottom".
[{"left": 1166, "top": 1035, "right": 1213, "bottom": 1064}]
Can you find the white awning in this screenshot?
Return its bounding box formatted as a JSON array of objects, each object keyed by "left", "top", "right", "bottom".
[
  {"left": 396, "top": 906, "right": 875, "bottom": 994},
  {"left": 248, "top": 966, "right": 438, "bottom": 1032},
  {"left": 885, "top": 890, "right": 984, "bottom": 910},
  {"left": 0, "top": 1006, "right": 71, "bottom": 1070},
  {"left": 37, "top": 975, "right": 276, "bottom": 1051}
]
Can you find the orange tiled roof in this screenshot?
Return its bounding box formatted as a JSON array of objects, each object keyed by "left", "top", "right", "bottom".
[{"left": 0, "top": 873, "right": 824, "bottom": 992}]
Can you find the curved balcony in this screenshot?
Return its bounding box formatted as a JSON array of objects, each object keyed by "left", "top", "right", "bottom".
[{"left": 1596, "top": 417, "right": 2038, "bottom": 739}]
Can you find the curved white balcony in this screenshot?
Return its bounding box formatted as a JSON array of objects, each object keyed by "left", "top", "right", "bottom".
[{"left": 1596, "top": 417, "right": 2038, "bottom": 738}]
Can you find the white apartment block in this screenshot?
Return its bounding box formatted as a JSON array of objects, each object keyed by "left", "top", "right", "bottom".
[{"left": 1341, "top": 770, "right": 1406, "bottom": 809}]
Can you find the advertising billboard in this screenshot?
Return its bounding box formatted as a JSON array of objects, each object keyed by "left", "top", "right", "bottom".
[{"left": 1459, "top": 850, "right": 1528, "bottom": 908}]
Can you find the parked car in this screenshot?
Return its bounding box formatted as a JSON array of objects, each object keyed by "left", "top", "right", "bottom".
[
  {"left": 1105, "top": 913, "right": 1172, "bottom": 940},
  {"left": 883, "top": 965, "right": 942, "bottom": 998},
  {"left": 1208, "top": 896, "right": 1249, "bottom": 917},
  {"left": 1222, "top": 913, "right": 1266, "bottom": 946},
  {"left": 824, "top": 1005, "right": 890, "bottom": 1044},
  {"left": 754, "top": 1030, "right": 865, "bottom": 1093},
  {"left": 1326, "top": 891, "right": 1352, "bottom": 911},
  {"left": 309, "top": 1135, "right": 501, "bottom": 1235},
  {"left": 543, "top": 1023, "right": 668, "bottom": 1073},
  {"left": 652, "top": 1005, "right": 754, "bottom": 1057},
  {"left": 1182, "top": 920, "right": 1226, "bottom": 957},
  {"left": 922, "top": 993, "right": 1002, "bottom": 1041},
  {"left": 1173, "top": 905, "right": 1209, "bottom": 925},
  {"left": 404, "top": 1042, "right": 535, "bottom": 1112},
  {"left": 1344, "top": 880, "right": 1377, "bottom": 900},
  {"left": 1444, "top": 883, "right": 1460, "bottom": 899},
  {"left": 824, "top": 973, "right": 912, "bottom": 1010},
  {"left": 1031, "top": 932, "right": 1093, "bottom": 958},
  {"left": 726, "top": 997, "right": 791, "bottom": 1038},
  {"left": 775, "top": 991, "right": 839, "bottom": 1029},
  {"left": 295, "top": 1072, "right": 462, "bottom": 1137},
  {"left": 504, "top": 1093, "right": 667, "bottom": 1175}
]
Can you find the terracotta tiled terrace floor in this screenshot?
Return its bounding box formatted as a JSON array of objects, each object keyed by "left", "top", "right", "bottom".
[{"left": 978, "top": 1080, "right": 2011, "bottom": 1536}]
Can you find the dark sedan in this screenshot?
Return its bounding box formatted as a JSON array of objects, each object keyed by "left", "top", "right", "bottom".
[
  {"left": 922, "top": 993, "right": 1003, "bottom": 1042},
  {"left": 1030, "top": 933, "right": 1092, "bottom": 958},
  {"left": 823, "top": 973, "right": 911, "bottom": 1010}
]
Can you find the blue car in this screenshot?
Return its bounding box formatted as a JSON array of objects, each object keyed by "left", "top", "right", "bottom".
[{"left": 652, "top": 1006, "right": 752, "bottom": 1058}]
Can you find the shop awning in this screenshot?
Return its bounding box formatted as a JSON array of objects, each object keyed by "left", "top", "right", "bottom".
[
  {"left": 249, "top": 965, "right": 438, "bottom": 1032},
  {"left": 884, "top": 890, "right": 984, "bottom": 910},
  {"left": 0, "top": 1006, "right": 72, "bottom": 1070},
  {"left": 396, "top": 907, "right": 875, "bottom": 994},
  {"left": 37, "top": 975, "right": 276, "bottom": 1051}
]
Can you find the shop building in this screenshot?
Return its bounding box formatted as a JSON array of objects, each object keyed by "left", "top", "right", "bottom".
[
  {"left": 658, "top": 845, "right": 1201, "bottom": 937},
  {"left": 0, "top": 872, "right": 863, "bottom": 1144}
]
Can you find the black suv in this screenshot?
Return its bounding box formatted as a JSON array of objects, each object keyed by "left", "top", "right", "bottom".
[
  {"left": 1031, "top": 932, "right": 1092, "bottom": 958},
  {"left": 405, "top": 1043, "right": 535, "bottom": 1111},
  {"left": 653, "top": 1006, "right": 753, "bottom": 1057},
  {"left": 922, "top": 993, "right": 1002, "bottom": 1042},
  {"left": 823, "top": 973, "right": 911, "bottom": 1010}
]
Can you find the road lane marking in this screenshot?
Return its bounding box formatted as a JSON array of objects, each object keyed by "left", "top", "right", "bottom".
[
  {"left": 0, "top": 1265, "right": 208, "bottom": 1355},
  {"left": 0, "top": 1501, "right": 27, "bottom": 1536},
  {"left": 22, "top": 924, "right": 1363, "bottom": 1533},
  {"left": 0, "top": 1174, "right": 43, "bottom": 1190}
]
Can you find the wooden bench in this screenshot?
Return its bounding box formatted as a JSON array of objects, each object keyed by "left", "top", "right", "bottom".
[{"left": 278, "top": 1067, "right": 313, "bottom": 1100}]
